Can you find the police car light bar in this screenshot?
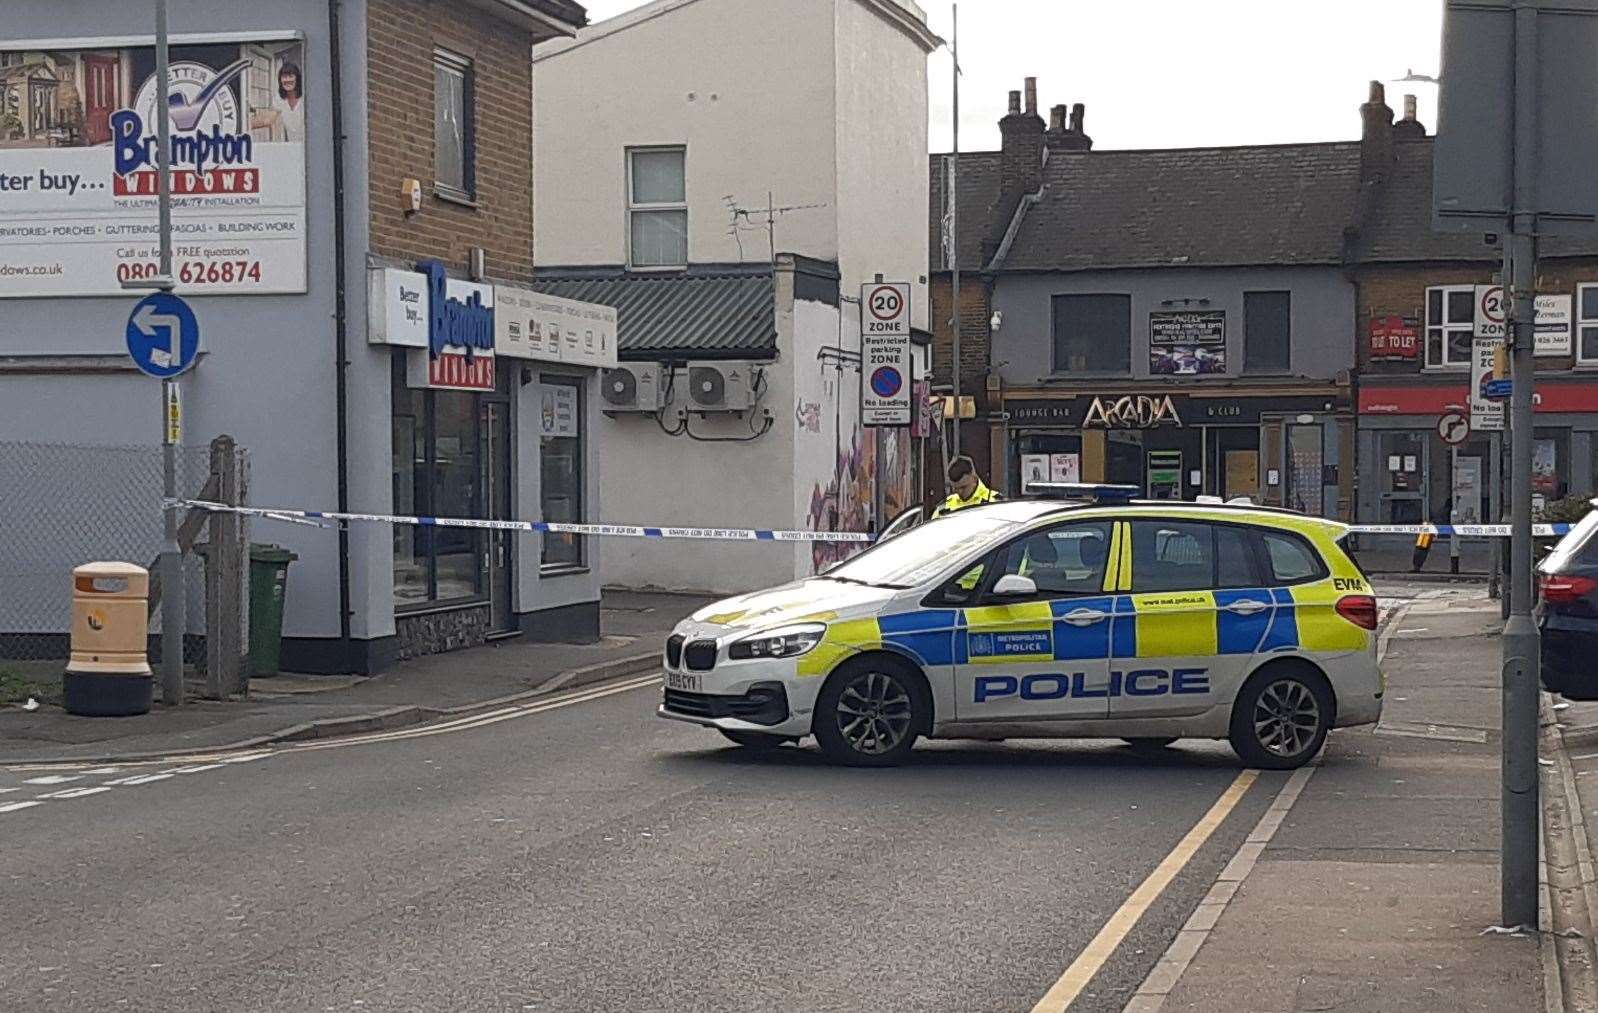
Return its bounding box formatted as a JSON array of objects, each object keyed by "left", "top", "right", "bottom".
[{"left": 1027, "top": 482, "right": 1141, "bottom": 502}]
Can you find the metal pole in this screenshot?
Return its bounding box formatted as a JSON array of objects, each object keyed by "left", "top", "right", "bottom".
[
  {"left": 1500, "top": 0, "right": 1540, "bottom": 929},
  {"left": 155, "top": 0, "right": 183, "bottom": 707},
  {"left": 948, "top": 2, "right": 961, "bottom": 465},
  {"left": 1449, "top": 444, "right": 1461, "bottom": 573}
]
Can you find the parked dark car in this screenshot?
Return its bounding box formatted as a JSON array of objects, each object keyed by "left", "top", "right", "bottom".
[{"left": 1537, "top": 504, "right": 1598, "bottom": 696}]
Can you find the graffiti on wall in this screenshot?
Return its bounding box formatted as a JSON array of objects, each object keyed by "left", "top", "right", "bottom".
[{"left": 806, "top": 428, "right": 914, "bottom": 573}]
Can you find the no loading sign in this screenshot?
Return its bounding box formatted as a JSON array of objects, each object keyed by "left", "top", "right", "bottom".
[{"left": 860, "top": 282, "right": 912, "bottom": 427}]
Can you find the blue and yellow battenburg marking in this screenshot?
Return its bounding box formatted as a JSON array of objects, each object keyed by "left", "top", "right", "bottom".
[{"left": 794, "top": 577, "right": 1367, "bottom": 678}]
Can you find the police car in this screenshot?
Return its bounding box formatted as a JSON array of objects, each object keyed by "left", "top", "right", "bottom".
[{"left": 658, "top": 489, "right": 1382, "bottom": 769}]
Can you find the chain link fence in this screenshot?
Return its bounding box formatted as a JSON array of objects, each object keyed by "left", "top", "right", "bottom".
[{"left": 0, "top": 440, "right": 248, "bottom": 693}]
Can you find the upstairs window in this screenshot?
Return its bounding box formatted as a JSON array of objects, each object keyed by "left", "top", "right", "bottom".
[
  {"left": 1052, "top": 294, "right": 1131, "bottom": 373},
  {"left": 1425, "top": 285, "right": 1475, "bottom": 369},
  {"left": 628, "top": 147, "right": 687, "bottom": 268},
  {"left": 433, "top": 49, "right": 475, "bottom": 202},
  {"left": 1244, "top": 291, "right": 1291, "bottom": 373}
]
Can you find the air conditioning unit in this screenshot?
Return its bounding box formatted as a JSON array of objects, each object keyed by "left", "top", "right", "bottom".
[
  {"left": 600, "top": 365, "right": 665, "bottom": 412},
  {"left": 685, "top": 362, "right": 758, "bottom": 412}
]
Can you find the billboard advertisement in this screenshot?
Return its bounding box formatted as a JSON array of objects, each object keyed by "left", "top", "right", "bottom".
[
  {"left": 1149, "top": 310, "right": 1226, "bottom": 375},
  {"left": 0, "top": 34, "right": 307, "bottom": 297}
]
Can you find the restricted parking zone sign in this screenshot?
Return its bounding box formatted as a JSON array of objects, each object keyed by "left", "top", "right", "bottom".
[{"left": 861, "top": 282, "right": 912, "bottom": 426}]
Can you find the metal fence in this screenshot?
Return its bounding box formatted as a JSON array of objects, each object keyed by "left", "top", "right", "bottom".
[{"left": 0, "top": 440, "right": 248, "bottom": 688}]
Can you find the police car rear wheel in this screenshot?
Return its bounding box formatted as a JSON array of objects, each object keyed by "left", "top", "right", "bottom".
[
  {"left": 719, "top": 730, "right": 793, "bottom": 751},
  {"left": 814, "top": 660, "right": 924, "bottom": 766},
  {"left": 1229, "top": 667, "right": 1333, "bottom": 770}
]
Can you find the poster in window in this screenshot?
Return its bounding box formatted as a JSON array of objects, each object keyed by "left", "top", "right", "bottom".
[
  {"left": 0, "top": 35, "right": 308, "bottom": 297},
  {"left": 1021, "top": 454, "right": 1049, "bottom": 492},
  {"left": 1533, "top": 439, "right": 1558, "bottom": 497},
  {"left": 1149, "top": 311, "right": 1226, "bottom": 375},
  {"left": 1049, "top": 453, "right": 1081, "bottom": 483},
  {"left": 538, "top": 383, "right": 578, "bottom": 438},
  {"left": 1451, "top": 457, "right": 1483, "bottom": 524}
]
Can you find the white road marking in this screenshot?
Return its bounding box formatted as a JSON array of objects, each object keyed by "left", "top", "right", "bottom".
[
  {"left": 111, "top": 773, "right": 175, "bottom": 786},
  {"left": 22, "top": 774, "right": 81, "bottom": 785},
  {"left": 37, "top": 786, "right": 114, "bottom": 800},
  {"left": 166, "top": 764, "right": 225, "bottom": 774},
  {"left": 0, "top": 800, "right": 43, "bottom": 814},
  {"left": 82, "top": 767, "right": 121, "bottom": 775}
]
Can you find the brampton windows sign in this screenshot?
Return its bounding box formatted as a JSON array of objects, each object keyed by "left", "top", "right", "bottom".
[
  {"left": 0, "top": 34, "right": 308, "bottom": 297},
  {"left": 402, "top": 260, "right": 497, "bottom": 392}
]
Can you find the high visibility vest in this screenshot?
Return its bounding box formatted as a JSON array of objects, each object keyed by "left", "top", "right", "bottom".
[{"left": 935, "top": 481, "right": 999, "bottom": 518}]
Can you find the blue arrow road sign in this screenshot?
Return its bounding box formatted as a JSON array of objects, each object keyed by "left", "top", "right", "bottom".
[{"left": 126, "top": 292, "right": 200, "bottom": 378}]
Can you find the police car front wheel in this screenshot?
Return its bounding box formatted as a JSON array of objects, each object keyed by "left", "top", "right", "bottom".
[
  {"left": 814, "top": 658, "right": 927, "bottom": 766},
  {"left": 1229, "top": 665, "right": 1334, "bottom": 770}
]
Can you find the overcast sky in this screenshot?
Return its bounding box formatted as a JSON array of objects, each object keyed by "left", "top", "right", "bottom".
[{"left": 577, "top": 0, "right": 1444, "bottom": 152}]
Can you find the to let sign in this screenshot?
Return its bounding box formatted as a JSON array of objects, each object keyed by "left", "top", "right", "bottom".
[
  {"left": 860, "top": 282, "right": 912, "bottom": 426},
  {"left": 1369, "top": 315, "right": 1420, "bottom": 360}
]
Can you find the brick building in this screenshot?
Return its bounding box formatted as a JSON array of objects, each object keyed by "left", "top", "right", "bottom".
[
  {"left": 0, "top": 0, "right": 612, "bottom": 672},
  {"left": 1345, "top": 84, "right": 1598, "bottom": 536},
  {"left": 933, "top": 80, "right": 1359, "bottom": 518}
]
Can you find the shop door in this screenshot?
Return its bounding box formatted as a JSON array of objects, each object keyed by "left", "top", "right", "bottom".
[
  {"left": 1224, "top": 451, "right": 1260, "bottom": 500},
  {"left": 1378, "top": 432, "right": 1427, "bottom": 524},
  {"left": 482, "top": 401, "right": 514, "bottom": 633}
]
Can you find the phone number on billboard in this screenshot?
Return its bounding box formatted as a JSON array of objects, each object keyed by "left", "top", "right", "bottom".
[{"left": 117, "top": 260, "right": 265, "bottom": 286}]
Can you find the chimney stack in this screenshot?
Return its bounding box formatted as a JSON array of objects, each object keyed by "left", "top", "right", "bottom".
[
  {"left": 1393, "top": 92, "right": 1427, "bottom": 140},
  {"left": 1359, "top": 80, "right": 1394, "bottom": 184},
  {"left": 1046, "top": 99, "right": 1093, "bottom": 153},
  {"left": 998, "top": 78, "right": 1046, "bottom": 213}
]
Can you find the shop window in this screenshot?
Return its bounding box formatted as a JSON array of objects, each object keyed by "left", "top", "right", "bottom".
[
  {"left": 1425, "top": 285, "right": 1475, "bottom": 369},
  {"left": 540, "top": 376, "right": 586, "bottom": 571},
  {"left": 391, "top": 353, "right": 486, "bottom": 608},
  {"left": 1052, "top": 294, "right": 1130, "bottom": 373},
  {"left": 1244, "top": 291, "right": 1291, "bottom": 373},
  {"left": 628, "top": 146, "right": 687, "bottom": 269},
  {"left": 433, "top": 49, "right": 475, "bottom": 202},
  {"left": 1579, "top": 284, "right": 1598, "bottom": 365}
]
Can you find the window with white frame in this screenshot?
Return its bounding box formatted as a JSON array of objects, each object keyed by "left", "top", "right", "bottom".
[
  {"left": 1425, "top": 285, "right": 1476, "bottom": 368},
  {"left": 627, "top": 147, "right": 687, "bottom": 268},
  {"left": 1580, "top": 284, "right": 1598, "bottom": 365}
]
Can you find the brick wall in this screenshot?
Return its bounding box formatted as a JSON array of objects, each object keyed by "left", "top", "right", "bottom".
[
  {"left": 368, "top": 0, "right": 535, "bottom": 281},
  {"left": 929, "top": 272, "right": 992, "bottom": 391},
  {"left": 1356, "top": 257, "right": 1598, "bottom": 375}
]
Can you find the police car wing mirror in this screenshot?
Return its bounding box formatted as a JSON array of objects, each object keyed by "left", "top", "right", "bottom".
[{"left": 991, "top": 574, "right": 1037, "bottom": 597}]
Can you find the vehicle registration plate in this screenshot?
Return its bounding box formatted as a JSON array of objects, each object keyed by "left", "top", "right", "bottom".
[{"left": 665, "top": 671, "right": 701, "bottom": 692}]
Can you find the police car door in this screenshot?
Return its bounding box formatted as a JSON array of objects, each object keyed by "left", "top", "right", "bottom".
[
  {"left": 1112, "top": 519, "right": 1266, "bottom": 720},
  {"left": 954, "top": 519, "right": 1117, "bottom": 723}
]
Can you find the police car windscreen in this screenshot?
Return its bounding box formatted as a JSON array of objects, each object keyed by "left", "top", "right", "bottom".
[{"left": 825, "top": 511, "right": 1022, "bottom": 588}]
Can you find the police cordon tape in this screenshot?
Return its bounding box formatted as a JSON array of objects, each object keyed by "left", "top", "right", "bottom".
[
  {"left": 171, "top": 500, "right": 877, "bottom": 544},
  {"left": 172, "top": 499, "right": 1572, "bottom": 544},
  {"left": 1346, "top": 523, "right": 1571, "bottom": 537}
]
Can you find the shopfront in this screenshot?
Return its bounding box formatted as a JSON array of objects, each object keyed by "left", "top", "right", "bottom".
[
  {"left": 1004, "top": 389, "right": 1352, "bottom": 518},
  {"left": 1356, "top": 381, "right": 1598, "bottom": 525},
  {"left": 369, "top": 263, "right": 616, "bottom": 656}
]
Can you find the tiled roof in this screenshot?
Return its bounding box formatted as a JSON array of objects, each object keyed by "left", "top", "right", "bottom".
[
  {"left": 928, "top": 151, "right": 1005, "bottom": 272},
  {"left": 532, "top": 265, "right": 776, "bottom": 360},
  {"left": 998, "top": 142, "right": 1364, "bottom": 271},
  {"left": 1355, "top": 138, "right": 1598, "bottom": 262}
]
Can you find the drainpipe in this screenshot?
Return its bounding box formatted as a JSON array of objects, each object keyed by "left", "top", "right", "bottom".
[{"left": 328, "top": 0, "right": 354, "bottom": 665}]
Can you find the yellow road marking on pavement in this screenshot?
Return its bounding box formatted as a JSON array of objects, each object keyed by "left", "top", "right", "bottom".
[{"left": 1030, "top": 769, "right": 1259, "bottom": 1013}]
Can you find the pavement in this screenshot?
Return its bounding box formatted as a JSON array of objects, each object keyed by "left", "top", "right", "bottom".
[
  {"left": 1137, "top": 583, "right": 1544, "bottom": 1013},
  {"left": 0, "top": 590, "right": 715, "bottom": 763},
  {"left": 0, "top": 577, "right": 1558, "bottom": 1012}
]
